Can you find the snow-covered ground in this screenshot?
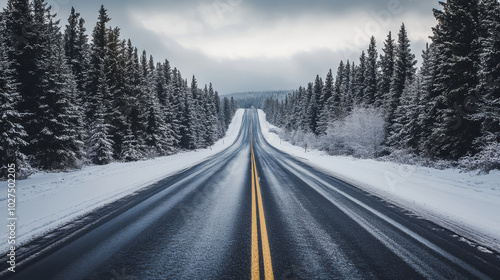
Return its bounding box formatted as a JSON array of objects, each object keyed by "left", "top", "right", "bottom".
[
  {"left": 0, "top": 109, "right": 245, "bottom": 253},
  {"left": 2, "top": 108, "right": 498, "bottom": 255},
  {"left": 258, "top": 110, "right": 500, "bottom": 253}
]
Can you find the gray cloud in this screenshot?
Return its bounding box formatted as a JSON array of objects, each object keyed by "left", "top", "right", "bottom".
[{"left": 3, "top": 0, "right": 440, "bottom": 94}]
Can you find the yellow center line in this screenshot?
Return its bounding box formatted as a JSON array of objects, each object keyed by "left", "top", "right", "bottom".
[
  {"left": 250, "top": 111, "right": 274, "bottom": 280},
  {"left": 253, "top": 148, "right": 274, "bottom": 280},
  {"left": 251, "top": 144, "right": 260, "bottom": 279}
]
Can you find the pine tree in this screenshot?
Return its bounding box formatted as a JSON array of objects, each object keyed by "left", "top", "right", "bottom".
[
  {"left": 317, "top": 69, "right": 335, "bottom": 135},
  {"left": 88, "top": 64, "right": 114, "bottom": 165},
  {"left": 345, "top": 62, "right": 356, "bottom": 112},
  {"left": 4, "top": 0, "right": 37, "bottom": 158},
  {"left": 142, "top": 55, "right": 172, "bottom": 156},
  {"left": 199, "top": 83, "right": 218, "bottom": 146},
  {"left": 339, "top": 60, "right": 352, "bottom": 116},
  {"left": 87, "top": 5, "right": 111, "bottom": 123},
  {"left": 417, "top": 43, "right": 443, "bottom": 157},
  {"left": 160, "top": 61, "right": 179, "bottom": 153},
  {"left": 0, "top": 14, "right": 30, "bottom": 178},
  {"left": 309, "top": 75, "right": 323, "bottom": 135},
  {"left": 473, "top": 0, "right": 500, "bottom": 152},
  {"left": 190, "top": 75, "right": 204, "bottom": 147},
  {"left": 120, "top": 126, "right": 142, "bottom": 162},
  {"left": 64, "top": 7, "right": 89, "bottom": 98},
  {"left": 295, "top": 86, "right": 308, "bottom": 132},
  {"left": 222, "top": 97, "right": 232, "bottom": 129},
  {"left": 379, "top": 31, "right": 395, "bottom": 108},
  {"left": 386, "top": 23, "right": 417, "bottom": 137},
  {"left": 364, "top": 36, "right": 379, "bottom": 106},
  {"left": 125, "top": 45, "right": 147, "bottom": 156},
  {"left": 230, "top": 96, "right": 237, "bottom": 116},
  {"left": 21, "top": 1, "right": 83, "bottom": 170},
  {"left": 106, "top": 27, "right": 128, "bottom": 157},
  {"left": 152, "top": 61, "right": 176, "bottom": 154},
  {"left": 178, "top": 75, "right": 197, "bottom": 150},
  {"left": 170, "top": 68, "right": 185, "bottom": 146},
  {"left": 387, "top": 75, "right": 422, "bottom": 151},
  {"left": 424, "top": 0, "right": 482, "bottom": 160},
  {"left": 354, "top": 51, "right": 366, "bottom": 105}
]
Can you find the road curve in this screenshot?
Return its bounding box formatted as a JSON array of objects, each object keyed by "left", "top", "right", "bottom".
[{"left": 3, "top": 109, "right": 500, "bottom": 280}]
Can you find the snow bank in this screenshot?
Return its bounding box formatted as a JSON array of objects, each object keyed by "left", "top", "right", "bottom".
[
  {"left": 0, "top": 109, "right": 245, "bottom": 253},
  {"left": 258, "top": 110, "right": 500, "bottom": 252}
]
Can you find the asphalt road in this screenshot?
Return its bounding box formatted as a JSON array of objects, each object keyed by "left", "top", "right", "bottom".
[{"left": 4, "top": 109, "right": 500, "bottom": 279}]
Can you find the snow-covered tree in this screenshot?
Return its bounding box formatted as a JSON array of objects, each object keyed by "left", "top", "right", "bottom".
[
  {"left": 64, "top": 7, "right": 89, "bottom": 100},
  {"left": 386, "top": 23, "right": 417, "bottom": 138},
  {"left": 364, "top": 36, "right": 379, "bottom": 106},
  {"left": 21, "top": 1, "right": 84, "bottom": 170},
  {"left": 423, "top": 0, "right": 482, "bottom": 160},
  {"left": 317, "top": 68, "right": 335, "bottom": 135},
  {"left": 353, "top": 51, "right": 366, "bottom": 105},
  {"left": 387, "top": 75, "right": 423, "bottom": 151},
  {"left": 339, "top": 60, "right": 352, "bottom": 116},
  {"left": 87, "top": 5, "right": 110, "bottom": 124},
  {"left": 309, "top": 75, "right": 323, "bottom": 134},
  {"left": 336, "top": 106, "right": 385, "bottom": 158},
  {"left": 379, "top": 31, "right": 395, "bottom": 108},
  {"left": 87, "top": 65, "right": 114, "bottom": 165},
  {"left": 0, "top": 13, "right": 30, "bottom": 178},
  {"left": 120, "top": 127, "right": 142, "bottom": 162},
  {"left": 472, "top": 0, "right": 500, "bottom": 157}
]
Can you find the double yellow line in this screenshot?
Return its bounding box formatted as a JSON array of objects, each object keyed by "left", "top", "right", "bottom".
[{"left": 250, "top": 114, "right": 274, "bottom": 280}]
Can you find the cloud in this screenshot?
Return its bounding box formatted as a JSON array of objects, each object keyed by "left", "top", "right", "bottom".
[
  {"left": 1, "top": 0, "right": 440, "bottom": 93},
  {"left": 132, "top": 1, "right": 435, "bottom": 62}
]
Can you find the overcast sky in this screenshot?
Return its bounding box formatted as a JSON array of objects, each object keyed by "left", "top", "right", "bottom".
[{"left": 1, "top": 0, "right": 441, "bottom": 94}]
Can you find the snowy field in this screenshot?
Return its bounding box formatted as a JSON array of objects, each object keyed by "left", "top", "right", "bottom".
[
  {"left": 0, "top": 110, "right": 245, "bottom": 253},
  {"left": 258, "top": 110, "right": 500, "bottom": 253}
]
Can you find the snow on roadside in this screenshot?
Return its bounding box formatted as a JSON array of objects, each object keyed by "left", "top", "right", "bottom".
[
  {"left": 0, "top": 109, "right": 245, "bottom": 253},
  {"left": 258, "top": 110, "right": 500, "bottom": 252}
]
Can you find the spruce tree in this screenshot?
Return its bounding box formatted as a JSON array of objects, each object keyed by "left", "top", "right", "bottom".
[
  {"left": 340, "top": 60, "right": 351, "bottom": 116},
  {"left": 310, "top": 75, "right": 323, "bottom": 135},
  {"left": 304, "top": 82, "right": 315, "bottom": 133},
  {"left": 424, "top": 0, "right": 482, "bottom": 160},
  {"left": 354, "top": 51, "right": 366, "bottom": 105},
  {"left": 87, "top": 5, "right": 110, "bottom": 123},
  {"left": 222, "top": 97, "right": 232, "bottom": 129},
  {"left": 106, "top": 27, "right": 128, "bottom": 157},
  {"left": 0, "top": 14, "right": 30, "bottom": 178},
  {"left": 417, "top": 43, "right": 442, "bottom": 156},
  {"left": 170, "top": 68, "right": 185, "bottom": 146},
  {"left": 190, "top": 75, "right": 203, "bottom": 147},
  {"left": 64, "top": 7, "right": 89, "bottom": 98},
  {"left": 142, "top": 55, "right": 171, "bottom": 156},
  {"left": 160, "top": 62, "right": 179, "bottom": 153},
  {"left": 364, "top": 36, "right": 379, "bottom": 106},
  {"left": 25, "top": 1, "right": 84, "bottom": 170},
  {"left": 387, "top": 75, "right": 422, "bottom": 151},
  {"left": 473, "top": 0, "right": 500, "bottom": 152},
  {"left": 179, "top": 76, "right": 197, "bottom": 150},
  {"left": 317, "top": 69, "right": 335, "bottom": 135},
  {"left": 345, "top": 62, "right": 356, "bottom": 112},
  {"left": 125, "top": 45, "right": 147, "bottom": 156},
  {"left": 121, "top": 126, "right": 142, "bottom": 162},
  {"left": 88, "top": 64, "right": 114, "bottom": 165},
  {"left": 379, "top": 31, "right": 395, "bottom": 108},
  {"left": 386, "top": 23, "right": 417, "bottom": 138},
  {"left": 295, "top": 86, "right": 309, "bottom": 132},
  {"left": 4, "top": 0, "right": 37, "bottom": 158}
]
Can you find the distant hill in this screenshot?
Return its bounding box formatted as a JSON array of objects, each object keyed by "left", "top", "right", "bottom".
[{"left": 225, "top": 90, "right": 291, "bottom": 109}]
